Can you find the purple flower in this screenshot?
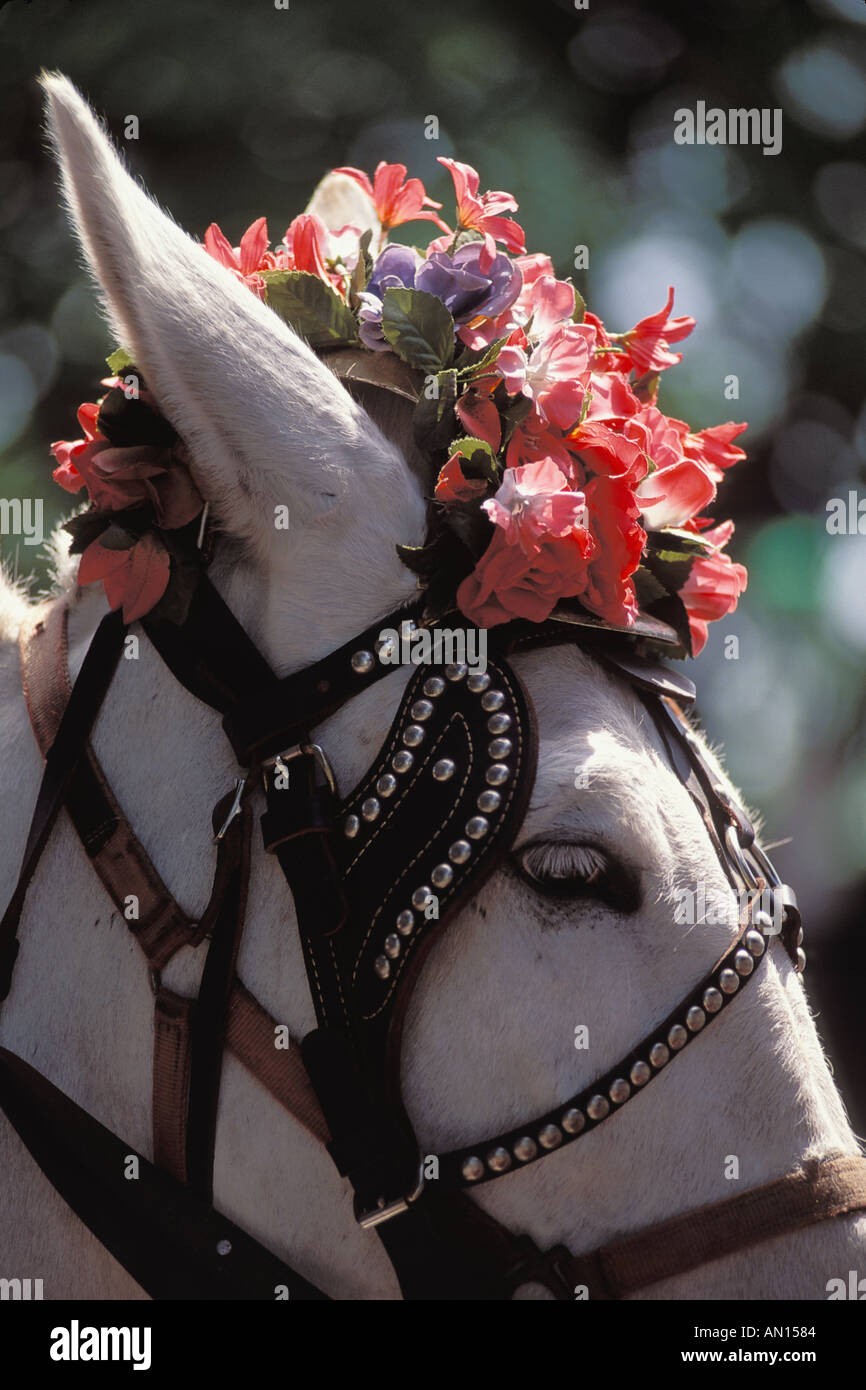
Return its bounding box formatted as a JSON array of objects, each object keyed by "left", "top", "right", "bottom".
[
  {"left": 415, "top": 243, "right": 521, "bottom": 324},
  {"left": 358, "top": 244, "right": 422, "bottom": 350}
]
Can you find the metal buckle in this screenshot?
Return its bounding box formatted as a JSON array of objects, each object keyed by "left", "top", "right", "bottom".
[
  {"left": 261, "top": 742, "right": 337, "bottom": 796},
  {"left": 213, "top": 776, "right": 248, "bottom": 842},
  {"left": 724, "top": 823, "right": 761, "bottom": 891},
  {"left": 354, "top": 1162, "right": 425, "bottom": 1230}
]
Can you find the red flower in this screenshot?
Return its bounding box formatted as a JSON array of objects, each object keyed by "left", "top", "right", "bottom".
[
  {"left": 618, "top": 287, "right": 695, "bottom": 375},
  {"left": 437, "top": 157, "right": 526, "bottom": 271},
  {"left": 580, "top": 475, "right": 646, "bottom": 628},
  {"left": 678, "top": 523, "right": 747, "bottom": 655},
  {"left": 434, "top": 453, "right": 489, "bottom": 503},
  {"left": 334, "top": 162, "right": 449, "bottom": 234},
  {"left": 682, "top": 421, "right": 748, "bottom": 482},
  {"left": 455, "top": 387, "right": 502, "bottom": 451},
  {"left": 78, "top": 530, "right": 171, "bottom": 624},
  {"left": 457, "top": 528, "right": 595, "bottom": 627},
  {"left": 203, "top": 217, "right": 272, "bottom": 299}
]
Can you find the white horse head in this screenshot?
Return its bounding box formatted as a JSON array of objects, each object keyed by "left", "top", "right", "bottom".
[{"left": 0, "top": 75, "right": 862, "bottom": 1300}]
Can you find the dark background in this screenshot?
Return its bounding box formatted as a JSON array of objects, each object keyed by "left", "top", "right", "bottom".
[{"left": 1, "top": 0, "right": 864, "bottom": 1128}]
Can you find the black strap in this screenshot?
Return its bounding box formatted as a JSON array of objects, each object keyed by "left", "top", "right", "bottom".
[
  {"left": 0, "top": 1045, "right": 329, "bottom": 1300},
  {"left": 0, "top": 609, "right": 127, "bottom": 1000}
]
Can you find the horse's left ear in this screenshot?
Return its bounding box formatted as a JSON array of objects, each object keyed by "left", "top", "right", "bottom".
[{"left": 40, "top": 72, "right": 421, "bottom": 549}]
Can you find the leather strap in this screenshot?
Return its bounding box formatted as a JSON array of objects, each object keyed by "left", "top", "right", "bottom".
[
  {"left": 561, "top": 1153, "right": 866, "bottom": 1300},
  {"left": 225, "top": 983, "right": 330, "bottom": 1145},
  {"left": 0, "top": 607, "right": 127, "bottom": 1000},
  {"left": 152, "top": 988, "right": 194, "bottom": 1183},
  {"left": 19, "top": 601, "right": 198, "bottom": 970}
]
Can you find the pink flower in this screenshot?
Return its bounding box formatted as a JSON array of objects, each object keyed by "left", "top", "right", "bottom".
[
  {"left": 566, "top": 420, "right": 646, "bottom": 489},
  {"left": 333, "top": 162, "right": 449, "bottom": 233},
  {"left": 437, "top": 157, "right": 526, "bottom": 271},
  {"left": 618, "top": 287, "right": 695, "bottom": 375},
  {"left": 678, "top": 524, "right": 748, "bottom": 655},
  {"left": 204, "top": 217, "right": 273, "bottom": 299},
  {"left": 505, "top": 414, "right": 574, "bottom": 475},
  {"left": 634, "top": 459, "right": 716, "bottom": 529},
  {"left": 682, "top": 421, "right": 747, "bottom": 482},
  {"left": 483, "top": 457, "right": 588, "bottom": 554},
  {"left": 457, "top": 528, "right": 595, "bottom": 627},
  {"left": 497, "top": 322, "right": 595, "bottom": 431}
]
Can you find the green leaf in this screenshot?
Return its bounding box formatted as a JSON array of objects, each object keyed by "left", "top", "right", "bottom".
[
  {"left": 632, "top": 565, "right": 668, "bottom": 608},
  {"left": 63, "top": 510, "right": 111, "bottom": 556},
  {"left": 98, "top": 522, "right": 139, "bottom": 551},
  {"left": 381, "top": 288, "right": 455, "bottom": 372},
  {"left": 262, "top": 270, "right": 358, "bottom": 349},
  {"left": 644, "top": 549, "right": 694, "bottom": 595},
  {"left": 412, "top": 368, "right": 459, "bottom": 453},
  {"left": 455, "top": 336, "right": 508, "bottom": 381},
  {"left": 106, "top": 347, "right": 134, "bottom": 374},
  {"left": 647, "top": 527, "right": 712, "bottom": 559},
  {"left": 572, "top": 288, "right": 587, "bottom": 321},
  {"left": 348, "top": 228, "right": 373, "bottom": 307},
  {"left": 448, "top": 435, "right": 501, "bottom": 486}
]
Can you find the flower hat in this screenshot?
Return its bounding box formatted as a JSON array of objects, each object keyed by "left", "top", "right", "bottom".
[{"left": 51, "top": 156, "right": 747, "bottom": 656}]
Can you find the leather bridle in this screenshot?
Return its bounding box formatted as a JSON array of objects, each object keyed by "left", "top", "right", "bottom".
[{"left": 2, "top": 445, "right": 866, "bottom": 1301}]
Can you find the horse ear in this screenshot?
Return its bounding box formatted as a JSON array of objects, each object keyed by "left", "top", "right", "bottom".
[
  {"left": 305, "top": 171, "right": 381, "bottom": 241},
  {"left": 40, "top": 73, "right": 416, "bottom": 546}
]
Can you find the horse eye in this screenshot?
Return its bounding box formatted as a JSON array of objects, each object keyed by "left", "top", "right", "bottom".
[{"left": 513, "top": 841, "right": 641, "bottom": 913}]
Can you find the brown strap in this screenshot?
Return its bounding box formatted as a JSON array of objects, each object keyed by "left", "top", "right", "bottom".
[
  {"left": 152, "top": 987, "right": 194, "bottom": 1183},
  {"left": 564, "top": 1153, "right": 866, "bottom": 1299},
  {"left": 20, "top": 600, "right": 197, "bottom": 969},
  {"left": 225, "top": 981, "right": 330, "bottom": 1145}
]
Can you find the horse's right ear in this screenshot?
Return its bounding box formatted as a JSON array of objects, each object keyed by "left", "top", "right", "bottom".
[{"left": 40, "top": 73, "right": 418, "bottom": 548}]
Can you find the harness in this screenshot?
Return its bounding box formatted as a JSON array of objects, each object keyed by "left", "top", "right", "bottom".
[{"left": 2, "top": 514, "right": 866, "bottom": 1301}]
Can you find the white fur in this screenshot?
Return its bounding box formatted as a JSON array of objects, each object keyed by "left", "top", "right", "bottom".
[{"left": 0, "top": 76, "right": 862, "bottom": 1300}]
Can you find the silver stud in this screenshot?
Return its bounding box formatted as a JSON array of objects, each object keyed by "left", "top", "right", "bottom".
[
  {"left": 562, "top": 1107, "right": 585, "bottom": 1134},
  {"left": 751, "top": 911, "right": 774, "bottom": 934},
  {"left": 461, "top": 1155, "right": 484, "bottom": 1182},
  {"left": 361, "top": 798, "right": 380, "bottom": 822},
  {"left": 486, "top": 764, "right": 511, "bottom": 787},
  {"left": 487, "top": 1146, "right": 511, "bottom": 1173},
  {"left": 488, "top": 738, "right": 513, "bottom": 760},
  {"left": 513, "top": 1136, "right": 537, "bottom": 1163},
  {"left": 586, "top": 1094, "right": 610, "bottom": 1121},
  {"left": 745, "top": 928, "right": 766, "bottom": 955},
  {"left": 410, "top": 700, "right": 434, "bottom": 722},
  {"left": 668, "top": 1023, "right": 688, "bottom": 1049},
  {"left": 374, "top": 955, "right": 390, "bottom": 980},
  {"left": 466, "top": 816, "right": 489, "bottom": 840},
  {"left": 467, "top": 671, "right": 491, "bottom": 693},
  {"left": 411, "top": 885, "right": 433, "bottom": 911},
  {"left": 719, "top": 968, "right": 739, "bottom": 994},
  {"left": 344, "top": 814, "right": 360, "bottom": 839},
  {"left": 609, "top": 1078, "right": 630, "bottom": 1104},
  {"left": 477, "top": 790, "right": 501, "bottom": 813},
  {"left": 649, "top": 1042, "right": 669, "bottom": 1068},
  {"left": 403, "top": 724, "right": 425, "bottom": 747},
  {"left": 431, "top": 863, "right": 453, "bottom": 889},
  {"left": 351, "top": 650, "right": 374, "bottom": 674},
  {"left": 487, "top": 713, "right": 512, "bottom": 734},
  {"left": 796, "top": 925, "right": 804, "bottom": 947},
  {"left": 384, "top": 934, "right": 401, "bottom": 959},
  {"left": 449, "top": 840, "right": 472, "bottom": 865},
  {"left": 216, "top": 1238, "right": 232, "bottom": 1256},
  {"left": 432, "top": 759, "right": 456, "bottom": 782},
  {"left": 423, "top": 676, "right": 446, "bottom": 698},
  {"left": 376, "top": 774, "right": 397, "bottom": 798},
  {"left": 392, "top": 750, "right": 414, "bottom": 774},
  {"left": 685, "top": 1006, "right": 705, "bottom": 1032},
  {"left": 445, "top": 663, "right": 468, "bottom": 681},
  {"left": 538, "top": 1124, "right": 562, "bottom": 1150},
  {"left": 734, "top": 949, "right": 754, "bottom": 976},
  {"left": 630, "top": 1061, "right": 651, "bottom": 1087},
  {"left": 796, "top": 947, "right": 806, "bottom": 972},
  {"left": 481, "top": 689, "right": 505, "bottom": 711},
  {"left": 396, "top": 909, "right": 414, "bottom": 935},
  {"left": 703, "top": 987, "right": 723, "bottom": 1014}
]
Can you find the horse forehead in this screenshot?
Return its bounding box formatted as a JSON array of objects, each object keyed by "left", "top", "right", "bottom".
[{"left": 511, "top": 644, "right": 645, "bottom": 749}]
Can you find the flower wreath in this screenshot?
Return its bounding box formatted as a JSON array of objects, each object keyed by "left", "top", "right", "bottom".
[{"left": 52, "top": 157, "right": 747, "bottom": 655}]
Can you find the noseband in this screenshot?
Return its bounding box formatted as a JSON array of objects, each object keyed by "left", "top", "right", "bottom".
[{"left": 2, "top": 549, "right": 866, "bottom": 1301}]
